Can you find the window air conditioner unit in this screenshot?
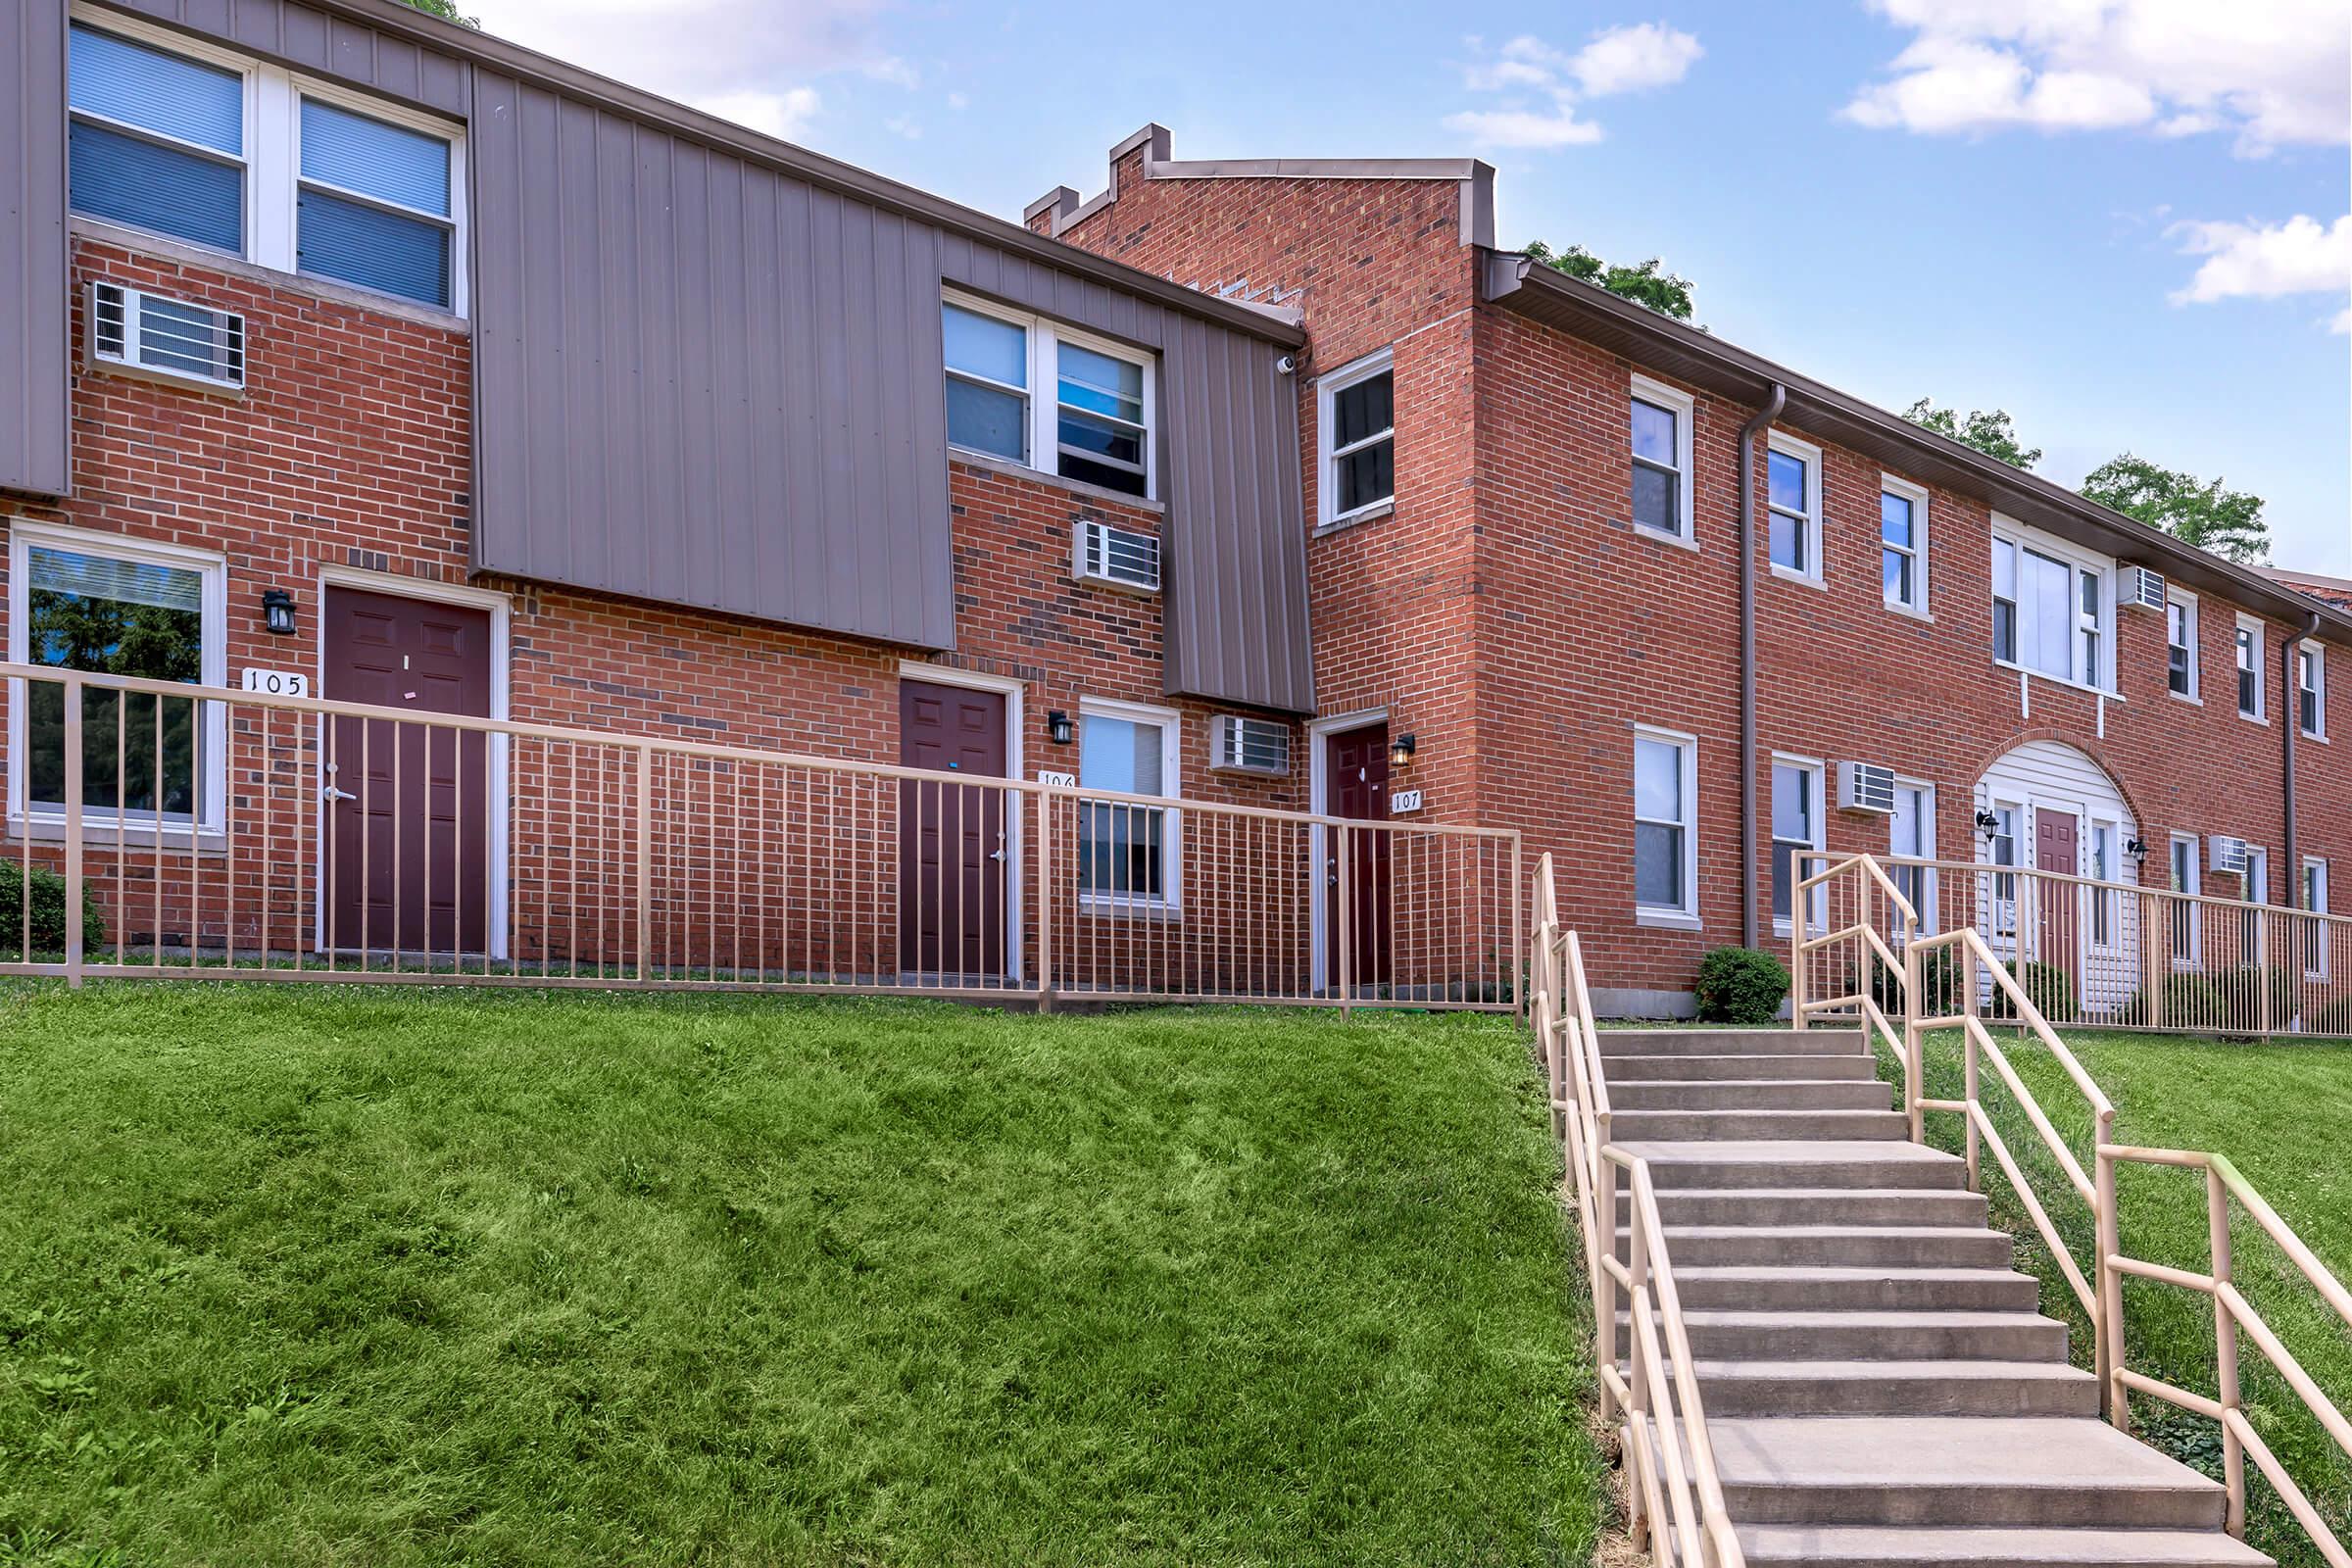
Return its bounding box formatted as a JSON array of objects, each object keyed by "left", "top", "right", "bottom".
[
  {"left": 1211, "top": 714, "right": 1291, "bottom": 777},
  {"left": 2121, "top": 566, "right": 2169, "bottom": 613},
  {"left": 2208, "top": 834, "right": 2249, "bottom": 876},
  {"left": 1837, "top": 760, "right": 1896, "bottom": 814},
  {"left": 87, "top": 280, "right": 245, "bottom": 391},
  {"left": 1072, "top": 518, "right": 1160, "bottom": 593}
]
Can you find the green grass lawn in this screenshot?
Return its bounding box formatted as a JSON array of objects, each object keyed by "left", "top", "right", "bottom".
[
  {"left": 1890, "top": 1025, "right": 2352, "bottom": 1567},
  {"left": 0, "top": 983, "right": 1599, "bottom": 1568}
]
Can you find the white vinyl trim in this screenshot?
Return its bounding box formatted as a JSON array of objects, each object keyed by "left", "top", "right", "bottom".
[
  {"left": 1881, "top": 471, "right": 1930, "bottom": 614},
  {"left": 1629, "top": 371, "right": 1697, "bottom": 543},
  {"left": 1076, "top": 694, "right": 1183, "bottom": 913},
  {"left": 1766, "top": 430, "right": 1825, "bottom": 586},
  {"left": 1317, "top": 347, "right": 1396, "bottom": 528},
  {"left": 1632, "top": 722, "right": 1699, "bottom": 925}
]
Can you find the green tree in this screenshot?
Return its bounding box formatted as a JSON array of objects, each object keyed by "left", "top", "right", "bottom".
[
  {"left": 1523, "top": 240, "right": 1695, "bottom": 322},
  {"left": 393, "top": 0, "right": 478, "bottom": 27},
  {"left": 1902, "top": 400, "right": 2041, "bottom": 470},
  {"left": 2081, "top": 453, "right": 2269, "bottom": 564}
]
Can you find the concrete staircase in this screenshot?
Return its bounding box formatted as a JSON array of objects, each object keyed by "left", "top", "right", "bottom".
[{"left": 1601, "top": 1026, "right": 2270, "bottom": 1568}]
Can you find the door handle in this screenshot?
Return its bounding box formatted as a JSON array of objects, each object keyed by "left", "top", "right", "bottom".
[
  {"left": 321, "top": 786, "right": 356, "bottom": 804},
  {"left": 990, "top": 849, "right": 1007, "bottom": 862}
]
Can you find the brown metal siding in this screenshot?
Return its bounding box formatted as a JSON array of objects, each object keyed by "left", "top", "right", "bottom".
[
  {"left": 100, "top": 0, "right": 467, "bottom": 114},
  {"left": 1, "top": 0, "right": 69, "bottom": 496}
]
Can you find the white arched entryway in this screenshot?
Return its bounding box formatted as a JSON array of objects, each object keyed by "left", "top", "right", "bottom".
[{"left": 1976, "top": 741, "right": 2140, "bottom": 1015}]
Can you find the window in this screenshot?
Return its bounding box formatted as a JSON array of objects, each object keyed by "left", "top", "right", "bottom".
[
  {"left": 1888, "top": 779, "right": 1935, "bottom": 918},
  {"left": 943, "top": 295, "right": 1155, "bottom": 499},
  {"left": 2171, "top": 834, "right": 2201, "bottom": 964},
  {"left": 1882, "top": 475, "right": 1928, "bottom": 612},
  {"left": 1319, "top": 349, "right": 1395, "bottom": 527},
  {"left": 2305, "top": 858, "right": 2330, "bottom": 978},
  {"left": 1990, "top": 518, "right": 2112, "bottom": 690},
  {"left": 2166, "top": 591, "right": 2197, "bottom": 700},
  {"left": 1633, "top": 728, "right": 1697, "bottom": 923},
  {"left": 2242, "top": 847, "right": 2269, "bottom": 960},
  {"left": 1629, "top": 374, "right": 1694, "bottom": 541},
  {"left": 66, "top": 17, "right": 466, "bottom": 312},
  {"left": 1987, "top": 803, "right": 2021, "bottom": 937},
  {"left": 2298, "top": 642, "right": 2326, "bottom": 738},
  {"left": 7, "top": 524, "right": 225, "bottom": 833},
  {"left": 2088, "top": 819, "right": 2119, "bottom": 949},
  {"left": 1771, "top": 758, "right": 1825, "bottom": 930},
  {"left": 1077, "top": 700, "right": 1180, "bottom": 907},
  {"left": 1767, "top": 434, "right": 1822, "bottom": 581},
  {"left": 2237, "top": 616, "right": 2265, "bottom": 719}
]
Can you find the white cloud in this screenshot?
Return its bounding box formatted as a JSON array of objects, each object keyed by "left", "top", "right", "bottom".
[
  {"left": 884, "top": 114, "right": 922, "bottom": 140},
  {"left": 1843, "top": 0, "right": 2351, "bottom": 153},
  {"left": 2167, "top": 215, "right": 2352, "bottom": 315},
  {"left": 1446, "top": 24, "right": 1701, "bottom": 149},
  {"left": 946, "top": 91, "right": 969, "bottom": 111},
  {"left": 694, "top": 87, "right": 822, "bottom": 141},
  {"left": 861, "top": 55, "right": 919, "bottom": 89},
  {"left": 2332, "top": 305, "right": 2351, "bottom": 333}
]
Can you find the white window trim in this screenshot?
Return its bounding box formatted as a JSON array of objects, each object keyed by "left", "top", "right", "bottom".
[
  {"left": 2305, "top": 858, "right": 2331, "bottom": 979},
  {"left": 2298, "top": 640, "right": 2328, "bottom": 741},
  {"left": 1888, "top": 775, "right": 1936, "bottom": 922},
  {"left": 1990, "top": 514, "right": 2117, "bottom": 696},
  {"left": 69, "top": 7, "right": 468, "bottom": 318},
  {"left": 2087, "top": 816, "right": 2124, "bottom": 953},
  {"left": 943, "top": 288, "right": 1156, "bottom": 503},
  {"left": 1766, "top": 431, "right": 1825, "bottom": 587},
  {"left": 1880, "top": 471, "right": 1931, "bottom": 617},
  {"left": 1076, "top": 695, "right": 1183, "bottom": 913},
  {"left": 2235, "top": 613, "right": 2267, "bottom": 723},
  {"left": 1317, "top": 346, "right": 1396, "bottom": 530},
  {"left": 1632, "top": 723, "right": 1699, "bottom": 928},
  {"left": 2170, "top": 832, "right": 2202, "bottom": 967},
  {"left": 7, "top": 518, "right": 229, "bottom": 842},
  {"left": 1629, "top": 371, "right": 1696, "bottom": 545},
  {"left": 1771, "top": 752, "right": 1828, "bottom": 936},
  {"left": 2165, "top": 587, "right": 2200, "bottom": 704}
]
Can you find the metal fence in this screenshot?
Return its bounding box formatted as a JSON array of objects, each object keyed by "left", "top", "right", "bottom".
[{"left": 1, "top": 662, "right": 1520, "bottom": 1010}]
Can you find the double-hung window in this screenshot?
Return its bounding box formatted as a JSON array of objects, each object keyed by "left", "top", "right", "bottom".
[
  {"left": 2237, "top": 616, "right": 2265, "bottom": 719},
  {"left": 1882, "top": 475, "right": 1928, "bottom": 612},
  {"left": 2171, "top": 834, "right": 2201, "bottom": 964},
  {"left": 1986, "top": 803, "right": 2022, "bottom": 937},
  {"left": 1077, "top": 700, "right": 1180, "bottom": 908},
  {"left": 1990, "top": 519, "right": 2112, "bottom": 690},
  {"left": 8, "top": 523, "right": 226, "bottom": 836},
  {"left": 1633, "top": 727, "right": 1697, "bottom": 924},
  {"left": 2088, "top": 819, "right": 2119, "bottom": 949},
  {"left": 943, "top": 295, "right": 1155, "bottom": 499},
  {"left": 2166, "top": 591, "right": 2198, "bottom": 699},
  {"left": 2242, "top": 847, "right": 2269, "bottom": 960},
  {"left": 1767, "top": 434, "right": 1822, "bottom": 582},
  {"left": 67, "top": 17, "right": 466, "bottom": 312},
  {"left": 1771, "top": 757, "right": 1825, "bottom": 931},
  {"left": 1629, "top": 374, "right": 1694, "bottom": 541},
  {"left": 1888, "top": 779, "right": 1935, "bottom": 919},
  {"left": 2305, "top": 858, "right": 2331, "bottom": 978},
  {"left": 2298, "top": 642, "right": 2326, "bottom": 738},
  {"left": 1319, "top": 349, "right": 1396, "bottom": 527}
]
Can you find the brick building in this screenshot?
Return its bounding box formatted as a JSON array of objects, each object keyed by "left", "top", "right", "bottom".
[{"left": 0, "top": 0, "right": 2343, "bottom": 1011}]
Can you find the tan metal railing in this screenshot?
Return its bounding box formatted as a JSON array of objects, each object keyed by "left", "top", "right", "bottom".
[
  {"left": 1807, "top": 853, "right": 2352, "bottom": 1040},
  {"left": 2, "top": 663, "right": 1519, "bottom": 1010},
  {"left": 1530, "top": 854, "right": 1743, "bottom": 1568},
  {"left": 1791, "top": 854, "right": 1919, "bottom": 1117}
]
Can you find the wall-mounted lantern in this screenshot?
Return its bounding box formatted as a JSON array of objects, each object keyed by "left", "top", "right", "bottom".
[
  {"left": 1975, "top": 808, "right": 2001, "bottom": 842},
  {"left": 1047, "top": 710, "right": 1074, "bottom": 746},
  {"left": 261, "top": 588, "right": 298, "bottom": 636},
  {"left": 1389, "top": 732, "right": 1417, "bottom": 770}
]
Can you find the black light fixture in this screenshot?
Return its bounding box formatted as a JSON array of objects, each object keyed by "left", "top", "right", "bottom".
[
  {"left": 261, "top": 587, "right": 298, "bottom": 636},
  {"left": 1047, "top": 710, "right": 1074, "bottom": 746},
  {"left": 2126, "top": 836, "right": 2149, "bottom": 864},
  {"left": 1974, "top": 808, "right": 2001, "bottom": 842},
  {"left": 1389, "top": 732, "right": 1417, "bottom": 770}
]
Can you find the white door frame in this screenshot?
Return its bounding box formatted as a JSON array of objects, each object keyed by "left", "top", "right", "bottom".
[
  {"left": 1307, "top": 708, "right": 1387, "bottom": 995},
  {"left": 313, "top": 567, "right": 513, "bottom": 960},
  {"left": 896, "top": 660, "right": 1025, "bottom": 982}
]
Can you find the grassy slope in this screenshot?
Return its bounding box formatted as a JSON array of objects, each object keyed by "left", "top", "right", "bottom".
[
  {"left": 0, "top": 984, "right": 1599, "bottom": 1568},
  {"left": 1895, "top": 1026, "right": 2351, "bottom": 1567}
]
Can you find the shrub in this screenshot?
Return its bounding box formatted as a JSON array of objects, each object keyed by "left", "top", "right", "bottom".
[
  {"left": 1872, "top": 947, "right": 1960, "bottom": 1018},
  {"left": 2118, "top": 973, "right": 2225, "bottom": 1029},
  {"left": 1694, "top": 947, "right": 1790, "bottom": 1027},
  {"left": 2208, "top": 966, "right": 2296, "bottom": 1032},
  {"left": 0, "top": 861, "right": 104, "bottom": 958},
  {"left": 1986, "top": 959, "right": 2074, "bottom": 1023}
]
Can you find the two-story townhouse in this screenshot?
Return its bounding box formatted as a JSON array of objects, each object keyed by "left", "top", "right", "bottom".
[
  {"left": 1032, "top": 124, "right": 2352, "bottom": 1015},
  {"left": 0, "top": 1, "right": 1322, "bottom": 976}
]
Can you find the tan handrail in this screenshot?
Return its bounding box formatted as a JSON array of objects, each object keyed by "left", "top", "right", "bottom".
[{"left": 1529, "top": 854, "right": 1743, "bottom": 1568}]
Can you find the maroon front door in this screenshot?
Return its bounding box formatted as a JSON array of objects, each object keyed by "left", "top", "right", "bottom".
[
  {"left": 899, "top": 680, "right": 1008, "bottom": 980},
  {"left": 2034, "top": 810, "right": 2080, "bottom": 988},
  {"left": 1324, "top": 721, "right": 1393, "bottom": 992},
  {"left": 321, "top": 586, "right": 493, "bottom": 956}
]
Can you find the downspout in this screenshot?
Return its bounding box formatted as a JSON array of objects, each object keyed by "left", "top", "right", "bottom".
[
  {"left": 2284, "top": 611, "right": 2321, "bottom": 893},
  {"left": 1739, "top": 382, "right": 1788, "bottom": 950}
]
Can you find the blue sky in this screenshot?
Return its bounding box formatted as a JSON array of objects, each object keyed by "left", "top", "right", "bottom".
[{"left": 470, "top": 0, "right": 2352, "bottom": 573}]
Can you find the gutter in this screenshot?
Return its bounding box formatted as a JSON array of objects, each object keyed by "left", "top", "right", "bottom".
[
  {"left": 2285, "top": 611, "right": 2321, "bottom": 893},
  {"left": 1740, "top": 384, "right": 1787, "bottom": 952}
]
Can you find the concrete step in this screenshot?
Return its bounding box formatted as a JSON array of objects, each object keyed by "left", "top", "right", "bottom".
[
  {"left": 1693, "top": 1417, "right": 2229, "bottom": 1529},
  {"left": 1632, "top": 1223, "right": 2017, "bottom": 1269},
  {"left": 1605, "top": 1051, "right": 1883, "bottom": 1082},
  {"left": 1737, "top": 1524, "right": 2274, "bottom": 1567},
  {"left": 1671, "top": 1265, "right": 2043, "bottom": 1312},
  {"left": 1602, "top": 1027, "right": 1866, "bottom": 1058},
  {"left": 1624, "top": 1308, "right": 2069, "bottom": 1363},
  {"left": 1608, "top": 1078, "right": 1896, "bottom": 1111},
  {"left": 1624, "top": 1188, "right": 1990, "bottom": 1229},
  {"left": 1609, "top": 1107, "right": 1910, "bottom": 1143},
  {"left": 1621, "top": 1141, "right": 1969, "bottom": 1192},
  {"left": 1634, "top": 1358, "right": 2100, "bottom": 1417}
]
